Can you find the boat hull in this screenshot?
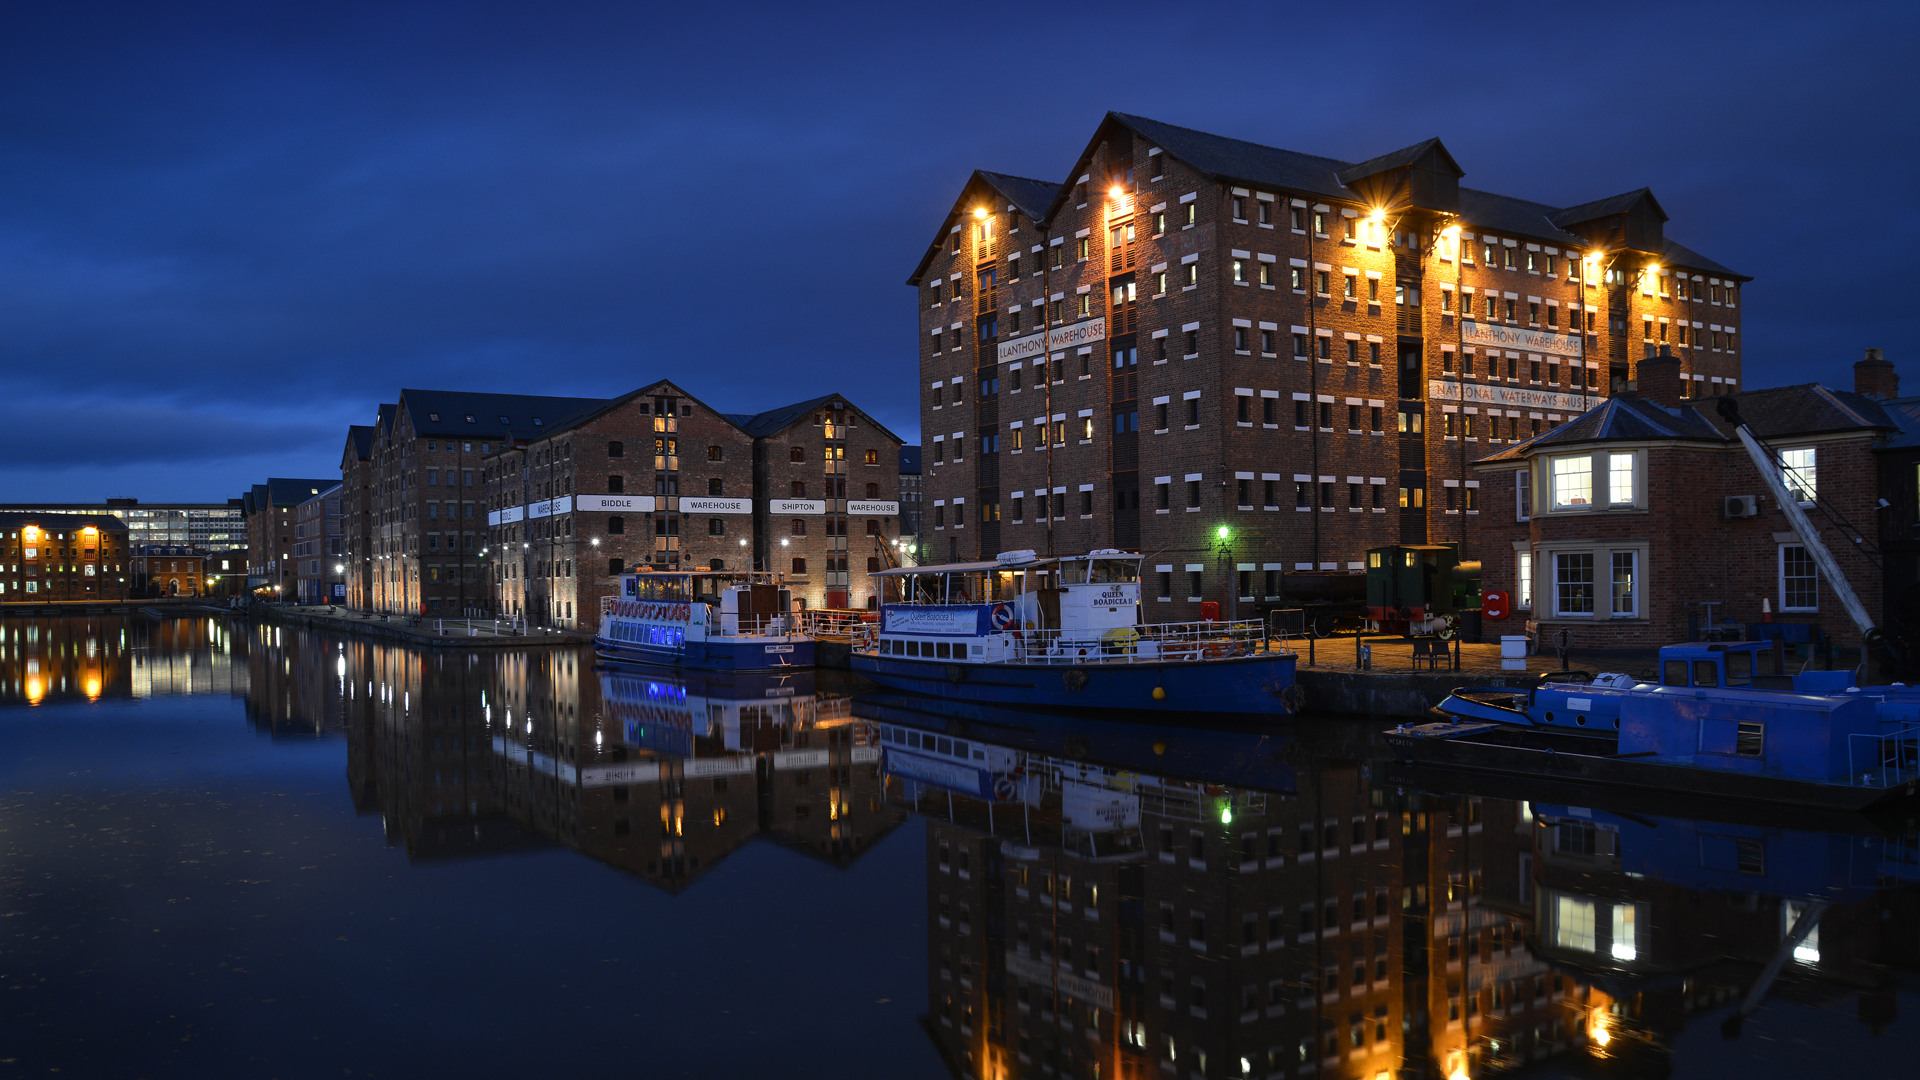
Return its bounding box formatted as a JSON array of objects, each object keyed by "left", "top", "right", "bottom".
[
  {"left": 594, "top": 635, "right": 814, "bottom": 672},
  {"left": 848, "top": 651, "right": 1297, "bottom": 715},
  {"left": 1385, "top": 725, "right": 1919, "bottom": 812}
]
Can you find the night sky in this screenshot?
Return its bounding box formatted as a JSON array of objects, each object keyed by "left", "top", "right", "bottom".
[{"left": 3, "top": 1, "right": 1914, "bottom": 503}]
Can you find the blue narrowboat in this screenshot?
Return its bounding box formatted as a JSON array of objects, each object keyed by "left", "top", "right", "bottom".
[
  {"left": 595, "top": 570, "right": 814, "bottom": 672},
  {"left": 849, "top": 549, "right": 1299, "bottom": 716}
]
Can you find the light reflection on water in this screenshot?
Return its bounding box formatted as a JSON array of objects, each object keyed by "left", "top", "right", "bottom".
[{"left": 0, "top": 614, "right": 1914, "bottom": 1078}]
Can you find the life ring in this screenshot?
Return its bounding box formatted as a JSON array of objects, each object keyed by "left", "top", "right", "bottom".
[{"left": 990, "top": 603, "right": 1014, "bottom": 630}]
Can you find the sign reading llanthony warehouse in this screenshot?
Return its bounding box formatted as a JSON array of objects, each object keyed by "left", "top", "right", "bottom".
[
  {"left": 1459, "top": 320, "right": 1581, "bottom": 358},
  {"left": 1428, "top": 380, "right": 1599, "bottom": 414},
  {"left": 995, "top": 316, "right": 1108, "bottom": 363}
]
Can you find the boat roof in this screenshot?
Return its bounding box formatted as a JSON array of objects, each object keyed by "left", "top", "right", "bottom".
[
  {"left": 622, "top": 569, "right": 773, "bottom": 579},
  {"left": 1659, "top": 640, "right": 1769, "bottom": 652},
  {"left": 871, "top": 557, "right": 1061, "bottom": 577}
]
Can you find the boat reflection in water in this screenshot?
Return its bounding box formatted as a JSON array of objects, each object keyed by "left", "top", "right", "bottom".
[
  {"left": 869, "top": 695, "right": 1920, "bottom": 1080},
  {"left": 343, "top": 644, "right": 905, "bottom": 887}
]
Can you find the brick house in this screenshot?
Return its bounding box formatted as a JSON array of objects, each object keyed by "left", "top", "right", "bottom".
[
  {"left": 1470, "top": 354, "right": 1900, "bottom": 655},
  {"left": 132, "top": 544, "right": 205, "bottom": 597},
  {"left": 292, "top": 483, "right": 343, "bottom": 603},
  {"left": 242, "top": 478, "right": 338, "bottom": 599},
  {"left": 0, "top": 512, "right": 131, "bottom": 603},
  {"left": 912, "top": 113, "right": 1745, "bottom": 618}
]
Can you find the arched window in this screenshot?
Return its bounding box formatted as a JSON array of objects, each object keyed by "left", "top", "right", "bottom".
[
  {"left": 607, "top": 516, "right": 624, "bottom": 534},
  {"left": 791, "top": 557, "right": 807, "bottom": 574},
  {"left": 607, "top": 441, "right": 624, "bottom": 458},
  {"left": 708, "top": 478, "right": 723, "bottom": 496},
  {"left": 607, "top": 475, "right": 624, "bottom": 493},
  {"left": 866, "top": 482, "right": 879, "bottom": 498},
  {"left": 789, "top": 447, "right": 804, "bottom": 463},
  {"left": 866, "top": 556, "right": 880, "bottom": 573},
  {"left": 791, "top": 481, "right": 806, "bottom": 498},
  {"left": 708, "top": 518, "right": 725, "bottom": 535},
  {"left": 608, "top": 558, "right": 623, "bottom": 575},
  {"left": 865, "top": 520, "right": 880, "bottom": 536},
  {"left": 864, "top": 449, "right": 879, "bottom": 465},
  {"left": 791, "top": 520, "right": 807, "bottom": 536},
  {"left": 706, "top": 445, "right": 723, "bottom": 461},
  {"left": 709, "top": 558, "right": 725, "bottom": 571}
]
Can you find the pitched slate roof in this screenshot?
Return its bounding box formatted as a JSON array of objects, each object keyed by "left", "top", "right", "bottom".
[
  {"left": 978, "top": 170, "right": 1061, "bottom": 223},
  {"left": 1458, "top": 188, "right": 1585, "bottom": 245},
  {"left": 1333, "top": 137, "right": 1460, "bottom": 187},
  {"left": 347, "top": 425, "right": 374, "bottom": 461},
  {"left": 267, "top": 478, "right": 340, "bottom": 505},
  {"left": 1474, "top": 383, "right": 1899, "bottom": 466},
  {"left": 522, "top": 379, "right": 745, "bottom": 444},
  {"left": 397, "top": 389, "right": 607, "bottom": 440},
  {"left": 731, "top": 393, "right": 906, "bottom": 447},
  {"left": 1660, "top": 237, "right": 1746, "bottom": 280},
  {"left": 1548, "top": 188, "right": 1668, "bottom": 228},
  {"left": 1878, "top": 395, "right": 1920, "bottom": 449}
]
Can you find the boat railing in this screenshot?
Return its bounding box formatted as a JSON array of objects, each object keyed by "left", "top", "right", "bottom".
[
  {"left": 801, "top": 609, "right": 873, "bottom": 642},
  {"left": 600, "top": 595, "right": 800, "bottom": 639},
  {"left": 864, "top": 617, "right": 1279, "bottom": 665},
  {"left": 1847, "top": 722, "right": 1920, "bottom": 790}
]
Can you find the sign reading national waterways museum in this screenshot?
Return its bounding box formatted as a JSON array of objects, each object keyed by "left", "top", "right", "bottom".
[
  {"left": 1459, "top": 320, "right": 1580, "bottom": 358},
  {"left": 1427, "top": 379, "right": 1599, "bottom": 414},
  {"left": 995, "top": 317, "right": 1108, "bottom": 364}
]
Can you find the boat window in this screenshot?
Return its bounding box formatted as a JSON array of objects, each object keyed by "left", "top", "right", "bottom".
[
  {"left": 1663, "top": 661, "right": 1688, "bottom": 686},
  {"left": 953, "top": 739, "right": 970, "bottom": 758},
  {"left": 1692, "top": 660, "right": 1720, "bottom": 687},
  {"left": 1724, "top": 650, "right": 1752, "bottom": 687},
  {"left": 936, "top": 736, "right": 952, "bottom": 755},
  {"left": 1755, "top": 648, "right": 1777, "bottom": 676},
  {"left": 1735, "top": 722, "right": 1764, "bottom": 756},
  {"left": 1090, "top": 559, "right": 1140, "bottom": 583},
  {"left": 1058, "top": 560, "right": 1089, "bottom": 584}
]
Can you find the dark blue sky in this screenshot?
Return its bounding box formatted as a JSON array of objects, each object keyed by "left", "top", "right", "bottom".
[{"left": 3, "top": 1, "right": 1914, "bottom": 502}]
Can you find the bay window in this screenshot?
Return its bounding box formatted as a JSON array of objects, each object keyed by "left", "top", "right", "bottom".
[
  {"left": 1608, "top": 452, "right": 1635, "bottom": 506},
  {"left": 1555, "top": 553, "right": 1594, "bottom": 615},
  {"left": 1550, "top": 456, "right": 1592, "bottom": 508}
]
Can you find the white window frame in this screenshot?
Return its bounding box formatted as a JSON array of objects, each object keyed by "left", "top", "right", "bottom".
[
  {"left": 1779, "top": 544, "right": 1819, "bottom": 612},
  {"left": 1515, "top": 468, "right": 1531, "bottom": 521},
  {"left": 1516, "top": 551, "right": 1533, "bottom": 609},
  {"left": 1609, "top": 550, "right": 1638, "bottom": 618},
  {"left": 1553, "top": 551, "right": 1596, "bottom": 617},
  {"left": 1549, "top": 455, "right": 1593, "bottom": 509},
  {"left": 1607, "top": 452, "right": 1636, "bottom": 507}
]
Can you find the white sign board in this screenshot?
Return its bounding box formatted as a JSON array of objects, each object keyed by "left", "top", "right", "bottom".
[
  {"left": 681, "top": 497, "right": 752, "bottom": 515},
  {"left": 1427, "top": 380, "right": 1599, "bottom": 415},
  {"left": 771, "top": 499, "right": 826, "bottom": 516},
  {"left": 496, "top": 505, "right": 525, "bottom": 525},
  {"left": 847, "top": 500, "right": 899, "bottom": 516},
  {"left": 995, "top": 317, "right": 1110, "bottom": 363},
  {"left": 1062, "top": 779, "right": 1141, "bottom": 830},
  {"left": 576, "top": 494, "right": 656, "bottom": 514},
  {"left": 1004, "top": 951, "right": 1115, "bottom": 1009},
  {"left": 581, "top": 762, "right": 660, "bottom": 787},
  {"left": 1460, "top": 320, "right": 1582, "bottom": 358},
  {"left": 773, "top": 749, "right": 831, "bottom": 771},
  {"left": 528, "top": 496, "right": 572, "bottom": 519},
  {"left": 882, "top": 607, "right": 984, "bottom": 636},
  {"left": 683, "top": 756, "right": 757, "bottom": 778}
]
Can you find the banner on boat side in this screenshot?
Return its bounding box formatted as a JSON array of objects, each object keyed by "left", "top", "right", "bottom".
[
  {"left": 1062, "top": 779, "right": 1142, "bottom": 830},
  {"left": 1004, "top": 951, "right": 1114, "bottom": 1009},
  {"left": 881, "top": 603, "right": 1007, "bottom": 636},
  {"left": 847, "top": 500, "right": 899, "bottom": 516},
  {"left": 577, "top": 494, "right": 657, "bottom": 514},
  {"left": 995, "top": 316, "right": 1108, "bottom": 364},
  {"left": 681, "top": 496, "right": 751, "bottom": 515},
  {"left": 1426, "top": 379, "right": 1597, "bottom": 414},
  {"left": 1459, "top": 319, "right": 1582, "bottom": 358}
]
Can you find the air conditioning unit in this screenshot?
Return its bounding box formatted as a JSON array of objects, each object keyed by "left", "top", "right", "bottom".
[{"left": 1725, "top": 495, "right": 1759, "bottom": 519}]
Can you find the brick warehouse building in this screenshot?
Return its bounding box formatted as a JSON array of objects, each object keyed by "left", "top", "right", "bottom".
[
  {"left": 338, "top": 422, "right": 376, "bottom": 609},
  {"left": 482, "top": 381, "right": 902, "bottom": 627},
  {"left": 911, "top": 113, "right": 1747, "bottom": 614},
  {"left": 1470, "top": 353, "right": 1901, "bottom": 655},
  {"left": 242, "top": 478, "right": 339, "bottom": 598},
  {"left": 0, "top": 513, "right": 131, "bottom": 602}
]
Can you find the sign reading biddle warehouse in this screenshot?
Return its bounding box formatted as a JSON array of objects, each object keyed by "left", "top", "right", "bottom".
[
  {"left": 1460, "top": 320, "right": 1580, "bottom": 358},
  {"left": 995, "top": 317, "right": 1108, "bottom": 363}
]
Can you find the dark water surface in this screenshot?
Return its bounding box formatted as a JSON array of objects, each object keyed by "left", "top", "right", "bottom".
[{"left": 2, "top": 615, "right": 1915, "bottom": 1079}]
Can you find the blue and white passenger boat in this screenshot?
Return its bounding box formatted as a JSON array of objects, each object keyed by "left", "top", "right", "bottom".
[
  {"left": 595, "top": 570, "right": 814, "bottom": 672},
  {"left": 850, "top": 549, "right": 1299, "bottom": 715}
]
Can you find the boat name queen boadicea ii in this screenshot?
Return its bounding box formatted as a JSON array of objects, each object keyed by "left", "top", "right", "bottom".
[{"left": 851, "top": 548, "right": 1298, "bottom": 714}]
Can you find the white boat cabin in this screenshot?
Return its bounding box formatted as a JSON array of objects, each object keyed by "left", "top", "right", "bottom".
[
  {"left": 871, "top": 548, "right": 1163, "bottom": 664},
  {"left": 605, "top": 570, "right": 797, "bottom": 642}
]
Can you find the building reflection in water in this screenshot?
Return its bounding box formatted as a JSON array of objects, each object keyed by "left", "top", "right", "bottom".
[
  {"left": 338, "top": 642, "right": 906, "bottom": 885},
  {"left": 864, "top": 695, "right": 1919, "bottom": 1080},
  {"left": 0, "top": 614, "right": 250, "bottom": 706}
]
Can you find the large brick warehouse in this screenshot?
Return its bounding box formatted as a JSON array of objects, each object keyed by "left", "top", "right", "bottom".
[{"left": 911, "top": 112, "right": 1748, "bottom": 617}]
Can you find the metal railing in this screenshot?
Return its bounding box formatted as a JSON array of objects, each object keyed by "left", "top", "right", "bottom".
[
  {"left": 860, "top": 618, "right": 1282, "bottom": 666},
  {"left": 600, "top": 595, "right": 799, "bottom": 639},
  {"left": 801, "top": 609, "right": 873, "bottom": 640},
  {"left": 1847, "top": 722, "right": 1920, "bottom": 790}
]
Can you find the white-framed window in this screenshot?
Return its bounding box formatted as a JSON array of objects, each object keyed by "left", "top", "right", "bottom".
[
  {"left": 1610, "top": 551, "right": 1637, "bottom": 617},
  {"left": 1555, "top": 552, "right": 1595, "bottom": 615},
  {"left": 1554, "top": 895, "right": 1596, "bottom": 953},
  {"left": 1784, "top": 900, "right": 1821, "bottom": 965},
  {"left": 1550, "top": 455, "right": 1592, "bottom": 508},
  {"left": 1608, "top": 452, "right": 1635, "bottom": 506},
  {"left": 1780, "top": 447, "right": 1816, "bottom": 504},
  {"left": 1516, "top": 552, "right": 1533, "bottom": 609},
  {"left": 1516, "top": 468, "right": 1531, "bottom": 521},
  {"left": 1611, "top": 903, "right": 1640, "bottom": 961},
  {"left": 1780, "top": 545, "right": 1819, "bottom": 611}
]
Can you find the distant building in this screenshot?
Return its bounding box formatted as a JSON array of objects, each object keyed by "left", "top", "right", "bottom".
[
  {"left": 292, "top": 484, "right": 344, "bottom": 603},
  {"left": 0, "top": 512, "right": 131, "bottom": 603},
  {"left": 339, "top": 422, "right": 376, "bottom": 609},
  {"left": 898, "top": 445, "right": 923, "bottom": 555},
  {"left": 0, "top": 498, "right": 244, "bottom": 593},
  {"left": 242, "top": 478, "right": 339, "bottom": 598},
  {"left": 132, "top": 545, "right": 206, "bottom": 597},
  {"left": 1863, "top": 351, "right": 1920, "bottom": 647}
]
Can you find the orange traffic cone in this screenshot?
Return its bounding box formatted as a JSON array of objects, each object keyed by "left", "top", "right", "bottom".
[{"left": 1761, "top": 596, "right": 1773, "bottom": 623}]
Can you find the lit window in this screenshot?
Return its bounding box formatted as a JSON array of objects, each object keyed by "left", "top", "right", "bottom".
[
  {"left": 1516, "top": 552, "right": 1533, "bottom": 609},
  {"left": 1608, "top": 453, "right": 1635, "bottom": 505},
  {"left": 1554, "top": 895, "right": 1596, "bottom": 953},
  {"left": 1555, "top": 553, "right": 1595, "bottom": 615},
  {"left": 1551, "top": 457, "right": 1592, "bottom": 508},
  {"left": 1780, "top": 447, "right": 1816, "bottom": 504},
  {"left": 1610, "top": 552, "right": 1636, "bottom": 617},
  {"left": 1610, "top": 904, "right": 1638, "bottom": 960}
]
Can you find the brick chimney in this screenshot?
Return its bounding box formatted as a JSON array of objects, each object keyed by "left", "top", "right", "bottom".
[
  {"left": 1636, "top": 347, "right": 1685, "bottom": 407},
  {"left": 1855, "top": 347, "right": 1898, "bottom": 398}
]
